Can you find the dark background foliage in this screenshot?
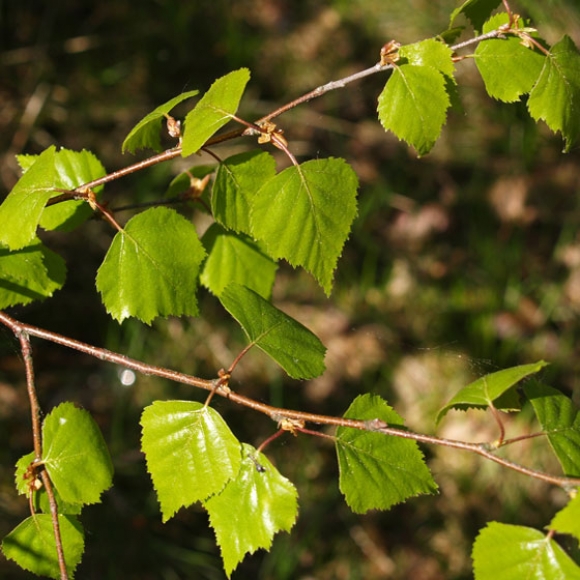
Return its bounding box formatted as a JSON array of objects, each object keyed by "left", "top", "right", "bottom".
[{"left": 1, "top": 1, "right": 580, "bottom": 578}]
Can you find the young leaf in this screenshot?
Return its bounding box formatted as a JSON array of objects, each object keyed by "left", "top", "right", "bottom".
[
  {"left": 2, "top": 515, "right": 85, "bottom": 579},
  {"left": 549, "top": 494, "right": 580, "bottom": 542},
  {"left": 212, "top": 150, "right": 277, "bottom": 234},
  {"left": 181, "top": 68, "right": 250, "bottom": 157},
  {"left": 0, "top": 146, "right": 57, "bottom": 250},
  {"left": 523, "top": 382, "right": 580, "bottom": 477},
  {"left": 165, "top": 165, "right": 215, "bottom": 200},
  {"left": 96, "top": 206, "right": 206, "bottom": 324},
  {"left": 449, "top": 0, "right": 502, "bottom": 31},
  {"left": 42, "top": 402, "right": 114, "bottom": 505},
  {"left": 475, "top": 14, "right": 546, "bottom": 102},
  {"left": 378, "top": 60, "right": 451, "bottom": 156},
  {"left": 336, "top": 394, "right": 438, "bottom": 513},
  {"left": 204, "top": 443, "right": 298, "bottom": 578},
  {"left": 141, "top": 400, "right": 242, "bottom": 522},
  {"left": 472, "top": 522, "right": 580, "bottom": 580},
  {"left": 0, "top": 240, "right": 66, "bottom": 308},
  {"left": 528, "top": 35, "right": 580, "bottom": 152},
  {"left": 250, "top": 157, "right": 358, "bottom": 294},
  {"left": 201, "top": 224, "right": 277, "bottom": 298},
  {"left": 122, "top": 90, "right": 199, "bottom": 153},
  {"left": 400, "top": 38, "right": 455, "bottom": 76},
  {"left": 219, "top": 283, "right": 326, "bottom": 379},
  {"left": 436, "top": 361, "right": 548, "bottom": 424}
]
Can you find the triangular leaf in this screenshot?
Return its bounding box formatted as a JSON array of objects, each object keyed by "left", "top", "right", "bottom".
[
  {"left": 475, "top": 14, "right": 546, "bottom": 102},
  {"left": 42, "top": 402, "right": 114, "bottom": 505},
  {"left": 436, "top": 361, "right": 548, "bottom": 424},
  {"left": 549, "top": 494, "right": 580, "bottom": 543},
  {"left": 96, "top": 206, "right": 206, "bottom": 324},
  {"left": 201, "top": 224, "right": 277, "bottom": 298},
  {"left": 0, "top": 240, "right": 66, "bottom": 308},
  {"left": 122, "top": 90, "right": 199, "bottom": 153},
  {"left": 212, "top": 150, "right": 277, "bottom": 234},
  {"left": 204, "top": 443, "right": 298, "bottom": 578},
  {"left": 250, "top": 157, "right": 358, "bottom": 294},
  {"left": 472, "top": 522, "right": 580, "bottom": 580},
  {"left": 181, "top": 69, "right": 250, "bottom": 157},
  {"left": 0, "top": 146, "right": 57, "bottom": 250},
  {"left": 141, "top": 400, "right": 242, "bottom": 522},
  {"left": 450, "top": 0, "right": 502, "bottom": 31},
  {"left": 219, "top": 284, "right": 326, "bottom": 379},
  {"left": 2, "top": 515, "right": 84, "bottom": 579},
  {"left": 336, "top": 394, "right": 438, "bottom": 513},
  {"left": 524, "top": 382, "right": 580, "bottom": 477},
  {"left": 528, "top": 35, "right": 580, "bottom": 152}
]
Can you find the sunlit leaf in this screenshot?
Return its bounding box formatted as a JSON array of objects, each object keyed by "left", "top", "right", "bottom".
[
  {"left": 122, "top": 90, "right": 199, "bottom": 153},
  {"left": 212, "top": 150, "right": 277, "bottom": 234},
  {"left": 2, "top": 515, "right": 84, "bottom": 579},
  {"left": 42, "top": 402, "right": 113, "bottom": 505},
  {"left": 400, "top": 38, "right": 455, "bottom": 76},
  {"left": 96, "top": 207, "right": 206, "bottom": 323},
  {"left": 524, "top": 382, "right": 580, "bottom": 477},
  {"left": 528, "top": 35, "right": 580, "bottom": 152},
  {"left": 472, "top": 522, "right": 580, "bottom": 580},
  {"left": 336, "top": 394, "right": 438, "bottom": 513},
  {"left": 204, "top": 443, "right": 298, "bottom": 578},
  {"left": 201, "top": 224, "right": 277, "bottom": 298},
  {"left": 251, "top": 157, "right": 358, "bottom": 294},
  {"left": 141, "top": 401, "right": 242, "bottom": 522},
  {"left": 181, "top": 69, "right": 250, "bottom": 156},
  {"left": 436, "top": 361, "right": 548, "bottom": 424},
  {"left": 449, "top": 0, "right": 501, "bottom": 31},
  {"left": 549, "top": 494, "right": 580, "bottom": 542},
  {"left": 475, "top": 14, "right": 546, "bottom": 102},
  {"left": 219, "top": 284, "right": 326, "bottom": 379},
  {"left": 0, "top": 240, "right": 66, "bottom": 308}
]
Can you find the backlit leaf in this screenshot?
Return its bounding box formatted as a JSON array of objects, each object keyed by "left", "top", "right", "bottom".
[
  {"left": 524, "top": 382, "right": 580, "bottom": 477},
  {"left": 450, "top": 0, "right": 501, "bottom": 31},
  {"left": 181, "top": 69, "right": 250, "bottom": 157},
  {"left": 436, "top": 361, "right": 548, "bottom": 424},
  {"left": 204, "top": 443, "right": 298, "bottom": 578},
  {"left": 201, "top": 224, "right": 277, "bottom": 298},
  {"left": 336, "top": 394, "right": 438, "bottom": 513},
  {"left": 472, "top": 522, "right": 580, "bottom": 580},
  {"left": 528, "top": 35, "right": 580, "bottom": 152},
  {"left": 2, "top": 515, "right": 84, "bottom": 579},
  {"left": 400, "top": 38, "right": 455, "bottom": 76},
  {"left": 122, "top": 90, "right": 199, "bottom": 153},
  {"left": 219, "top": 283, "right": 326, "bottom": 379},
  {"left": 549, "top": 494, "right": 580, "bottom": 542},
  {"left": 250, "top": 157, "right": 358, "bottom": 294},
  {"left": 42, "top": 402, "right": 113, "bottom": 505},
  {"left": 141, "top": 401, "right": 242, "bottom": 522},
  {"left": 96, "top": 207, "right": 206, "bottom": 324}
]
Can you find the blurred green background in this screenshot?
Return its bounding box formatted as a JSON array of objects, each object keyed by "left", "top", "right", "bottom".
[{"left": 1, "top": 1, "right": 580, "bottom": 578}]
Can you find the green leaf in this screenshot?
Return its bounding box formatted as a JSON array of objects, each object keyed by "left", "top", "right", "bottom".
[
  {"left": 165, "top": 165, "right": 215, "bottom": 200},
  {"left": 0, "top": 240, "right": 66, "bottom": 308},
  {"left": 122, "top": 90, "right": 199, "bottom": 153},
  {"left": 524, "top": 382, "right": 580, "bottom": 477},
  {"left": 472, "top": 522, "right": 580, "bottom": 580},
  {"left": 378, "top": 60, "right": 451, "bottom": 156},
  {"left": 201, "top": 224, "right": 277, "bottom": 298},
  {"left": 0, "top": 146, "right": 57, "bottom": 250},
  {"left": 96, "top": 207, "right": 206, "bottom": 324},
  {"left": 450, "top": 0, "right": 501, "bottom": 31},
  {"left": 204, "top": 443, "right": 298, "bottom": 578},
  {"left": 336, "top": 394, "right": 438, "bottom": 513},
  {"left": 251, "top": 157, "right": 358, "bottom": 294},
  {"left": 2, "top": 515, "right": 84, "bottom": 579},
  {"left": 436, "top": 361, "right": 548, "bottom": 424},
  {"left": 400, "top": 38, "right": 455, "bottom": 76},
  {"left": 549, "top": 494, "right": 580, "bottom": 542},
  {"left": 475, "top": 14, "right": 546, "bottom": 102},
  {"left": 42, "top": 402, "right": 113, "bottom": 505},
  {"left": 528, "top": 35, "right": 580, "bottom": 152},
  {"left": 212, "top": 150, "right": 277, "bottom": 234},
  {"left": 181, "top": 69, "right": 250, "bottom": 157},
  {"left": 39, "top": 148, "right": 106, "bottom": 231},
  {"left": 141, "top": 400, "right": 242, "bottom": 522},
  {"left": 219, "top": 284, "right": 326, "bottom": 379}
]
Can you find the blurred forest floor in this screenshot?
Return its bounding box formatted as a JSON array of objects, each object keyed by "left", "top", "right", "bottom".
[{"left": 1, "top": 1, "right": 580, "bottom": 579}]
